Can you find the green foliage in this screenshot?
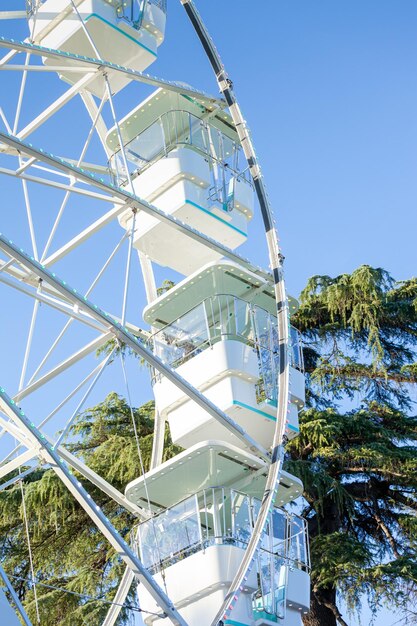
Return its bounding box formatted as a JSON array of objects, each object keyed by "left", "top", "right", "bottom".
[
  {"left": 156, "top": 279, "right": 175, "bottom": 297},
  {"left": 310, "top": 533, "right": 371, "bottom": 591},
  {"left": 0, "top": 393, "right": 180, "bottom": 625},
  {"left": 1, "top": 266, "right": 415, "bottom": 625},
  {"left": 289, "top": 266, "right": 417, "bottom": 624}
]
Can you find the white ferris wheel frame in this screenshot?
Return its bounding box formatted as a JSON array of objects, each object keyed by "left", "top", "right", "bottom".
[{"left": 0, "top": 2, "right": 292, "bottom": 625}]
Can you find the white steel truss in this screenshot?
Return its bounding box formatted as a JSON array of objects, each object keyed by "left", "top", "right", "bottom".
[
  {"left": 0, "top": 5, "right": 297, "bottom": 624},
  {"left": 0, "top": 233, "right": 270, "bottom": 460},
  {"left": 0, "top": 386, "right": 188, "bottom": 626}
]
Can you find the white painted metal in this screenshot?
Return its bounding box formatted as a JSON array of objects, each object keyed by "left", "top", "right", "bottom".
[
  {"left": 14, "top": 333, "right": 111, "bottom": 402},
  {"left": 0, "top": 564, "right": 32, "bottom": 626},
  {"left": 18, "top": 73, "right": 97, "bottom": 140},
  {"left": 0, "top": 8, "right": 309, "bottom": 624},
  {"left": 0, "top": 37, "right": 222, "bottom": 104},
  {"left": 0, "top": 387, "right": 188, "bottom": 626},
  {"left": 0, "top": 449, "right": 37, "bottom": 481},
  {"left": 179, "top": 4, "right": 293, "bottom": 624},
  {"left": 0, "top": 272, "right": 111, "bottom": 332},
  {"left": 0, "top": 131, "right": 271, "bottom": 283},
  {"left": 41, "top": 205, "right": 127, "bottom": 266},
  {"left": 0, "top": 234, "right": 270, "bottom": 461},
  {"left": 0, "top": 165, "right": 118, "bottom": 201},
  {"left": 0, "top": 12, "right": 27, "bottom": 20},
  {"left": 0, "top": 418, "right": 146, "bottom": 519}
]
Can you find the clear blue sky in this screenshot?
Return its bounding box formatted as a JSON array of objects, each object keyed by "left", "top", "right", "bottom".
[{"left": 1, "top": 2, "right": 416, "bottom": 625}]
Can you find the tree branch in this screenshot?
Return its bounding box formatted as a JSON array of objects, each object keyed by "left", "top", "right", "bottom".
[{"left": 322, "top": 600, "right": 350, "bottom": 626}]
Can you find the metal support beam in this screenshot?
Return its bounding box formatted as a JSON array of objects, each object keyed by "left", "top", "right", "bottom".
[
  {"left": 80, "top": 90, "right": 112, "bottom": 157},
  {"left": 0, "top": 421, "right": 146, "bottom": 519},
  {"left": 0, "top": 386, "right": 187, "bottom": 626},
  {"left": 0, "top": 265, "right": 149, "bottom": 342},
  {"left": 0, "top": 272, "right": 110, "bottom": 332},
  {"left": 0, "top": 36, "right": 223, "bottom": 107},
  {"left": 14, "top": 334, "right": 111, "bottom": 402},
  {"left": 0, "top": 466, "right": 40, "bottom": 493},
  {"left": 57, "top": 442, "right": 148, "bottom": 519},
  {"left": 0, "top": 233, "right": 270, "bottom": 461},
  {"left": 0, "top": 12, "right": 27, "bottom": 20},
  {"left": 179, "top": 3, "right": 291, "bottom": 624},
  {"left": 0, "top": 164, "right": 117, "bottom": 201},
  {"left": 17, "top": 73, "right": 97, "bottom": 140},
  {"left": 0, "top": 449, "right": 36, "bottom": 480},
  {"left": 0, "top": 131, "right": 271, "bottom": 283},
  {"left": 0, "top": 563, "right": 32, "bottom": 626},
  {"left": 42, "top": 204, "right": 128, "bottom": 267}
]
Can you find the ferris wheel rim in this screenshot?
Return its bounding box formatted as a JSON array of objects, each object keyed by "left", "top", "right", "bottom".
[{"left": 0, "top": 3, "right": 298, "bottom": 625}]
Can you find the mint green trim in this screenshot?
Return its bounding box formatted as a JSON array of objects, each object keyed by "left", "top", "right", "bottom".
[
  {"left": 84, "top": 14, "right": 157, "bottom": 57},
  {"left": 181, "top": 94, "right": 206, "bottom": 112},
  {"left": 185, "top": 199, "right": 247, "bottom": 237},
  {"left": 224, "top": 620, "right": 251, "bottom": 626},
  {"left": 232, "top": 400, "right": 300, "bottom": 432},
  {"left": 265, "top": 398, "right": 277, "bottom": 408},
  {"left": 252, "top": 610, "right": 278, "bottom": 623}
]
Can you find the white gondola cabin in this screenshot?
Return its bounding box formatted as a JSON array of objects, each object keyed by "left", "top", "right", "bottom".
[
  {"left": 107, "top": 89, "right": 254, "bottom": 275},
  {"left": 125, "top": 442, "right": 310, "bottom": 626},
  {"left": 28, "top": 0, "right": 166, "bottom": 96},
  {"left": 143, "top": 261, "right": 305, "bottom": 452}
]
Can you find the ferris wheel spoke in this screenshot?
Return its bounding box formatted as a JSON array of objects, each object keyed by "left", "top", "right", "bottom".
[
  {"left": 0, "top": 448, "right": 38, "bottom": 482},
  {"left": 0, "top": 233, "right": 271, "bottom": 460},
  {"left": 0, "top": 64, "right": 95, "bottom": 73},
  {"left": 54, "top": 346, "right": 115, "bottom": 448},
  {"left": 17, "top": 72, "right": 97, "bottom": 140},
  {"left": 0, "top": 130, "right": 272, "bottom": 282},
  {"left": 18, "top": 296, "right": 40, "bottom": 392},
  {"left": 0, "top": 48, "right": 19, "bottom": 67},
  {"left": 1, "top": 96, "right": 39, "bottom": 260},
  {"left": 29, "top": 231, "right": 130, "bottom": 385},
  {"left": 40, "top": 91, "right": 108, "bottom": 262},
  {"left": 0, "top": 387, "right": 189, "bottom": 626},
  {"left": 15, "top": 332, "right": 111, "bottom": 403},
  {"left": 2, "top": 357, "right": 115, "bottom": 461},
  {"left": 0, "top": 165, "right": 116, "bottom": 200},
  {"left": 101, "top": 565, "right": 135, "bottom": 626},
  {"left": 0, "top": 255, "right": 149, "bottom": 344},
  {"left": 0, "top": 35, "right": 223, "bottom": 107},
  {"left": 0, "top": 562, "right": 32, "bottom": 626},
  {"left": 0, "top": 414, "right": 33, "bottom": 451},
  {"left": 16, "top": 156, "right": 37, "bottom": 174},
  {"left": 0, "top": 272, "right": 108, "bottom": 332},
  {"left": 0, "top": 12, "right": 27, "bottom": 21},
  {"left": 0, "top": 411, "right": 148, "bottom": 521},
  {"left": 12, "top": 52, "right": 30, "bottom": 134},
  {"left": 42, "top": 204, "right": 128, "bottom": 267}
]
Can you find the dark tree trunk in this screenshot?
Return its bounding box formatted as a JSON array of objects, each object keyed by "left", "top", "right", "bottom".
[
  {"left": 303, "top": 501, "right": 346, "bottom": 626},
  {"left": 302, "top": 590, "right": 338, "bottom": 626}
]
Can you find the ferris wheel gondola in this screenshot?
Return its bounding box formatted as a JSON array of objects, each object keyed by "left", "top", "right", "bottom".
[{"left": 0, "top": 2, "right": 310, "bottom": 625}]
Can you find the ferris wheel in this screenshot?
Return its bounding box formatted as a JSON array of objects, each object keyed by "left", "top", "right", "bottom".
[{"left": 0, "top": 2, "right": 310, "bottom": 625}]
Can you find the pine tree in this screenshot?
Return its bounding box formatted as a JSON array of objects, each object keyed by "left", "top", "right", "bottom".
[
  {"left": 289, "top": 266, "right": 417, "bottom": 626},
  {"left": 0, "top": 266, "right": 415, "bottom": 625},
  {"left": 0, "top": 393, "right": 179, "bottom": 625}
]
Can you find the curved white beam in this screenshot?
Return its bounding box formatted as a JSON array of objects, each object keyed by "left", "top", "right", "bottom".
[{"left": 179, "top": 2, "right": 291, "bottom": 624}]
